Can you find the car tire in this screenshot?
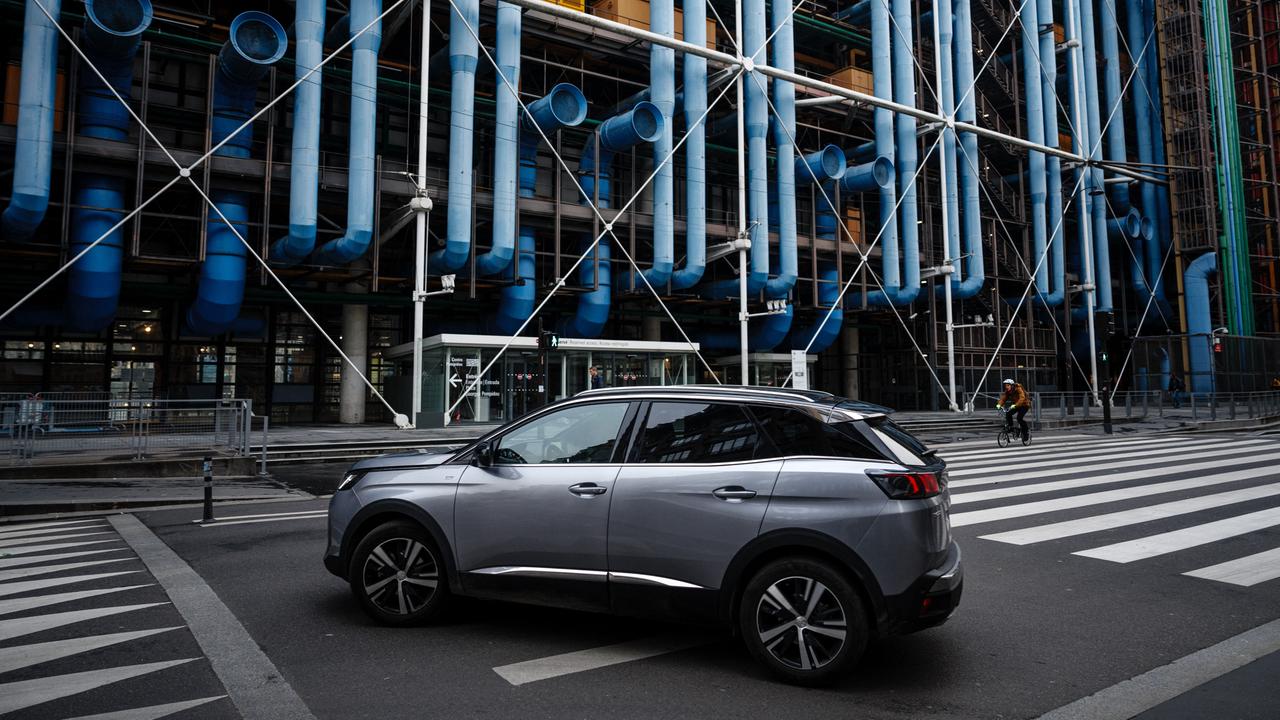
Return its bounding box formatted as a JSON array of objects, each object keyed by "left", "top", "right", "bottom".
[
  {"left": 738, "top": 557, "right": 869, "bottom": 686},
  {"left": 349, "top": 520, "right": 448, "bottom": 626}
]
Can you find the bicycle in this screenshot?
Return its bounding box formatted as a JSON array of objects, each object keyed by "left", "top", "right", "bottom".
[{"left": 997, "top": 406, "right": 1032, "bottom": 448}]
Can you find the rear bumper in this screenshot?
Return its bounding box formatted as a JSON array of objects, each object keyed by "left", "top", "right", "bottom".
[{"left": 884, "top": 541, "right": 963, "bottom": 635}]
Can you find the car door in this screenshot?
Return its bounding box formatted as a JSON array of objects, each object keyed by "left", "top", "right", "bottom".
[
  {"left": 608, "top": 401, "right": 783, "bottom": 619},
  {"left": 453, "top": 400, "right": 636, "bottom": 611}
]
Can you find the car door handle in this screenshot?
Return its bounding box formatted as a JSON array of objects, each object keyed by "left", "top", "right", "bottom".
[
  {"left": 712, "top": 486, "right": 757, "bottom": 500},
  {"left": 568, "top": 482, "right": 608, "bottom": 497}
]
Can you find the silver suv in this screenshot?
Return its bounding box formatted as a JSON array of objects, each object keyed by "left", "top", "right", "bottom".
[{"left": 324, "top": 386, "right": 961, "bottom": 685}]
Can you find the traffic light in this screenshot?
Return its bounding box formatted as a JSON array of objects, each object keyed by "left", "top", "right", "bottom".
[{"left": 538, "top": 331, "right": 559, "bottom": 351}]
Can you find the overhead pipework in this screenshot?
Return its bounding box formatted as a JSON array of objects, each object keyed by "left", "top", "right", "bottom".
[
  {"left": 476, "top": 1, "right": 522, "bottom": 277},
  {"left": 2, "top": 0, "right": 63, "bottom": 243},
  {"left": 1184, "top": 252, "right": 1218, "bottom": 393},
  {"left": 669, "top": 0, "right": 709, "bottom": 290},
  {"left": 428, "top": 0, "right": 481, "bottom": 273},
  {"left": 270, "top": 0, "right": 326, "bottom": 266}
]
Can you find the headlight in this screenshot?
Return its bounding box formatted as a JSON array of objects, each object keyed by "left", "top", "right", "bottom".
[{"left": 337, "top": 471, "right": 363, "bottom": 492}]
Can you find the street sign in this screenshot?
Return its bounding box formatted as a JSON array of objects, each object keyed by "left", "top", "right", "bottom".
[{"left": 790, "top": 350, "right": 808, "bottom": 390}]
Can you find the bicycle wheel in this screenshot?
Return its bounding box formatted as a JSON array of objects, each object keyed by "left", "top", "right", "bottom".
[{"left": 997, "top": 430, "right": 1011, "bottom": 448}]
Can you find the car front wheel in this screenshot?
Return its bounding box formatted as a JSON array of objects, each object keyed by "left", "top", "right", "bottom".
[
  {"left": 349, "top": 521, "right": 447, "bottom": 625},
  {"left": 739, "top": 557, "right": 869, "bottom": 686}
]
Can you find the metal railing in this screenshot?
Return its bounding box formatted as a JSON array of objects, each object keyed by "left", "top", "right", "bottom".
[
  {"left": 2, "top": 396, "right": 268, "bottom": 464},
  {"left": 961, "top": 390, "right": 1280, "bottom": 424}
]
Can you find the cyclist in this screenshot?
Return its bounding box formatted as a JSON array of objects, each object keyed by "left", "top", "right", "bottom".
[{"left": 997, "top": 378, "right": 1032, "bottom": 442}]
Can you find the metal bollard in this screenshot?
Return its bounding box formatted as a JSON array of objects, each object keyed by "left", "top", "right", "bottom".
[
  {"left": 1125, "top": 394, "right": 1132, "bottom": 418},
  {"left": 202, "top": 456, "right": 215, "bottom": 523}
]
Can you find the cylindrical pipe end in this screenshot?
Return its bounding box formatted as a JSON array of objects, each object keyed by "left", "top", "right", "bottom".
[
  {"left": 219, "top": 11, "right": 287, "bottom": 84},
  {"left": 600, "top": 101, "right": 663, "bottom": 151},
  {"left": 527, "top": 83, "right": 588, "bottom": 133},
  {"left": 84, "top": 0, "right": 153, "bottom": 56},
  {"left": 840, "top": 156, "right": 895, "bottom": 193},
  {"left": 796, "top": 144, "right": 847, "bottom": 182}
]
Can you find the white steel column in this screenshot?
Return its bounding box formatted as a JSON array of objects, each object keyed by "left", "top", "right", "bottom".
[
  {"left": 1065, "top": 0, "right": 1100, "bottom": 403},
  {"left": 340, "top": 298, "right": 369, "bottom": 423},
  {"left": 411, "top": 0, "right": 433, "bottom": 427},
  {"left": 931, "top": 2, "right": 959, "bottom": 411}
]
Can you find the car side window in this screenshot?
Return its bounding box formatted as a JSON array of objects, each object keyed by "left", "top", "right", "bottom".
[
  {"left": 495, "top": 402, "right": 629, "bottom": 464},
  {"left": 751, "top": 405, "right": 886, "bottom": 461},
  {"left": 631, "top": 402, "right": 761, "bottom": 464}
]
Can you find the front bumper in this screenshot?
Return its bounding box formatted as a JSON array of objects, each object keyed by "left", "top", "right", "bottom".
[{"left": 885, "top": 541, "right": 963, "bottom": 635}]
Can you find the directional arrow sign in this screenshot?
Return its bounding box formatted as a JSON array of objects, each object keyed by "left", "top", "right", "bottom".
[{"left": 448, "top": 373, "right": 461, "bottom": 388}]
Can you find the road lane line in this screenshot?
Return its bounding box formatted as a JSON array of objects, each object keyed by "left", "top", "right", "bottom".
[
  {"left": 950, "top": 469, "right": 1268, "bottom": 527},
  {"left": 0, "top": 531, "right": 115, "bottom": 549},
  {"left": 1183, "top": 547, "right": 1280, "bottom": 587},
  {"left": 980, "top": 483, "right": 1280, "bottom": 544},
  {"left": 0, "top": 602, "right": 168, "bottom": 642},
  {"left": 0, "top": 585, "right": 153, "bottom": 617},
  {"left": 1036, "top": 617, "right": 1280, "bottom": 720},
  {"left": 0, "top": 627, "right": 181, "bottom": 674},
  {"left": 0, "top": 659, "right": 197, "bottom": 715},
  {"left": 61, "top": 696, "right": 228, "bottom": 720},
  {"left": 199, "top": 512, "right": 328, "bottom": 528},
  {"left": 0, "top": 557, "right": 135, "bottom": 582},
  {"left": 0, "top": 548, "right": 129, "bottom": 570},
  {"left": 945, "top": 438, "right": 1254, "bottom": 477},
  {"left": 0, "top": 571, "right": 141, "bottom": 598},
  {"left": 948, "top": 444, "right": 1278, "bottom": 488},
  {"left": 950, "top": 451, "right": 1280, "bottom": 503},
  {"left": 195, "top": 508, "right": 329, "bottom": 523},
  {"left": 493, "top": 635, "right": 713, "bottom": 686},
  {"left": 109, "top": 514, "right": 317, "bottom": 720},
  {"left": 1074, "top": 506, "right": 1280, "bottom": 563}
]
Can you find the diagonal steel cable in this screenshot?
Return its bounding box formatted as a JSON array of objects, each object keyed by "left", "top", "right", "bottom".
[
  {"left": 1108, "top": 222, "right": 1179, "bottom": 399},
  {"left": 951, "top": 0, "right": 1034, "bottom": 115},
  {"left": 873, "top": 0, "right": 940, "bottom": 106},
  {"left": 1099, "top": 191, "right": 1172, "bottom": 327}
]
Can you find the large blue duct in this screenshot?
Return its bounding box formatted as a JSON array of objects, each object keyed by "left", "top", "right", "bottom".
[
  {"left": 563, "top": 103, "right": 663, "bottom": 338},
  {"left": 185, "top": 12, "right": 286, "bottom": 336},
  {"left": 764, "top": 0, "right": 798, "bottom": 304},
  {"left": 935, "top": 0, "right": 961, "bottom": 298},
  {"left": 1077, "top": 0, "right": 1112, "bottom": 313},
  {"left": 1099, "top": 0, "right": 1130, "bottom": 213},
  {"left": 1017, "top": 0, "right": 1049, "bottom": 304},
  {"left": 888, "top": 0, "right": 920, "bottom": 305},
  {"left": 640, "top": 0, "right": 675, "bottom": 287},
  {"left": 1037, "top": 0, "right": 1065, "bottom": 307},
  {"left": 428, "top": 0, "right": 479, "bottom": 272},
  {"left": 2, "top": 0, "right": 62, "bottom": 242},
  {"left": 670, "top": 0, "right": 708, "bottom": 290},
  {"left": 1126, "top": 0, "right": 1167, "bottom": 308},
  {"left": 310, "top": 0, "right": 381, "bottom": 265},
  {"left": 952, "top": 0, "right": 984, "bottom": 299},
  {"left": 64, "top": 0, "right": 153, "bottom": 332},
  {"left": 1185, "top": 252, "right": 1217, "bottom": 393},
  {"left": 269, "top": 0, "right": 325, "bottom": 265},
  {"left": 476, "top": 1, "right": 521, "bottom": 277},
  {"left": 491, "top": 84, "right": 588, "bottom": 336},
  {"left": 788, "top": 264, "right": 842, "bottom": 353}
]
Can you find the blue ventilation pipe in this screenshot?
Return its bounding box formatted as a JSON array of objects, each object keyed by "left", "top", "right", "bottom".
[
  {"left": 562, "top": 103, "right": 663, "bottom": 338},
  {"left": 1099, "top": 0, "right": 1130, "bottom": 213},
  {"left": 310, "top": 0, "right": 381, "bottom": 265},
  {"left": 764, "top": 0, "right": 798, "bottom": 303},
  {"left": 1078, "top": 0, "right": 1112, "bottom": 312},
  {"left": 952, "top": 0, "right": 984, "bottom": 299},
  {"left": 492, "top": 84, "right": 588, "bottom": 335},
  {"left": 1036, "top": 0, "right": 1064, "bottom": 307},
  {"left": 476, "top": 1, "right": 521, "bottom": 276},
  {"left": 670, "top": 0, "right": 708, "bottom": 290},
  {"left": 428, "top": 0, "right": 479, "bottom": 272},
  {"left": 701, "top": 0, "right": 769, "bottom": 299},
  {"left": 2, "top": 0, "right": 62, "bottom": 242},
  {"left": 64, "top": 0, "right": 153, "bottom": 332},
  {"left": 642, "top": 0, "right": 675, "bottom": 287},
  {"left": 888, "top": 0, "right": 919, "bottom": 305},
  {"left": 936, "top": 0, "right": 961, "bottom": 298},
  {"left": 185, "top": 12, "right": 286, "bottom": 336},
  {"left": 269, "top": 0, "right": 325, "bottom": 265},
  {"left": 1126, "top": 0, "right": 1166, "bottom": 306},
  {"left": 1185, "top": 252, "right": 1217, "bottom": 393},
  {"left": 1144, "top": 0, "right": 1171, "bottom": 262},
  {"left": 1017, "top": 0, "right": 1049, "bottom": 304}
]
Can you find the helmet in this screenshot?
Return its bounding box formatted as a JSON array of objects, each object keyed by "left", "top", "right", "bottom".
[{"left": 1002, "top": 378, "right": 1015, "bottom": 385}]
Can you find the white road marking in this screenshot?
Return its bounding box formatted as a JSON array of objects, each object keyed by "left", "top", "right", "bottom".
[
  {"left": 0, "top": 539, "right": 122, "bottom": 557},
  {"left": 941, "top": 436, "right": 1215, "bottom": 463},
  {"left": 0, "top": 531, "right": 115, "bottom": 549},
  {"left": 0, "top": 585, "right": 153, "bottom": 617},
  {"left": 0, "top": 627, "right": 181, "bottom": 674},
  {"left": 950, "top": 469, "right": 1267, "bottom": 527},
  {"left": 0, "top": 548, "right": 129, "bottom": 570},
  {"left": 948, "top": 445, "right": 1279, "bottom": 488},
  {"left": 1074, "top": 506, "right": 1280, "bottom": 563},
  {"left": 980, "top": 483, "right": 1280, "bottom": 544},
  {"left": 61, "top": 696, "right": 227, "bottom": 720},
  {"left": 1183, "top": 547, "right": 1280, "bottom": 587},
  {"left": 200, "top": 512, "right": 327, "bottom": 528},
  {"left": 492, "top": 635, "right": 713, "bottom": 686},
  {"left": 0, "top": 557, "right": 135, "bottom": 582},
  {"left": 0, "top": 518, "right": 110, "bottom": 533},
  {"left": 0, "top": 659, "right": 197, "bottom": 715},
  {"left": 950, "top": 451, "right": 1280, "bottom": 503},
  {"left": 0, "top": 522, "right": 108, "bottom": 541},
  {"left": 195, "top": 508, "right": 329, "bottom": 523},
  {"left": 0, "top": 602, "right": 168, "bottom": 642},
  {"left": 0, "top": 571, "right": 141, "bottom": 598},
  {"left": 945, "top": 438, "right": 1258, "bottom": 477}
]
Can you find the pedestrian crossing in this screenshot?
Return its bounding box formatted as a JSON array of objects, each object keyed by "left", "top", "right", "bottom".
[
  {"left": 938, "top": 433, "right": 1280, "bottom": 588},
  {"left": 0, "top": 517, "right": 229, "bottom": 718}
]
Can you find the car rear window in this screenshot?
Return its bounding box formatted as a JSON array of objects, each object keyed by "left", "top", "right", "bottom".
[
  {"left": 751, "top": 405, "right": 888, "bottom": 461},
  {"left": 861, "top": 416, "right": 932, "bottom": 467}
]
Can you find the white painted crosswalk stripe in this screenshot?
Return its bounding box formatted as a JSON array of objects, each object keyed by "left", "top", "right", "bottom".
[
  {"left": 1183, "top": 547, "right": 1280, "bottom": 587},
  {"left": 1073, "top": 507, "right": 1280, "bottom": 563},
  {"left": 980, "top": 482, "right": 1280, "bottom": 544},
  {"left": 0, "top": 659, "right": 197, "bottom": 715},
  {"left": 0, "top": 571, "right": 141, "bottom": 598},
  {"left": 0, "top": 627, "right": 181, "bottom": 674},
  {"left": 61, "top": 696, "right": 227, "bottom": 720},
  {"left": 200, "top": 511, "right": 328, "bottom": 528},
  {"left": 950, "top": 450, "right": 1280, "bottom": 503},
  {"left": 945, "top": 438, "right": 1262, "bottom": 478},
  {"left": 200, "top": 508, "right": 328, "bottom": 522},
  {"left": 0, "top": 602, "right": 168, "bottom": 642},
  {"left": 941, "top": 435, "right": 1220, "bottom": 463},
  {"left": 0, "top": 531, "right": 115, "bottom": 548},
  {"left": 0, "top": 522, "right": 108, "bottom": 541},
  {"left": 0, "top": 548, "right": 129, "bottom": 570},
  {"left": 948, "top": 445, "right": 1280, "bottom": 489},
  {"left": 0, "top": 585, "right": 153, "bottom": 618},
  {"left": 0, "top": 557, "right": 135, "bottom": 582},
  {"left": 0, "top": 538, "right": 122, "bottom": 557},
  {"left": 0, "top": 518, "right": 109, "bottom": 533}
]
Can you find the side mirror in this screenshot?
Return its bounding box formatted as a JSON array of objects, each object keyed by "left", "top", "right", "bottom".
[{"left": 475, "top": 441, "right": 494, "bottom": 468}]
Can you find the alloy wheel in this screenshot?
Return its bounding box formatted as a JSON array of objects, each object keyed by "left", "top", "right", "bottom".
[
  {"left": 360, "top": 537, "right": 439, "bottom": 616},
  {"left": 755, "top": 576, "right": 848, "bottom": 672}
]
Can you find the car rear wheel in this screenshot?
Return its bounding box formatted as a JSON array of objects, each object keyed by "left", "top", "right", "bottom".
[
  {"left": 739, "top": 557, "right": 868, "bottom": 686},
  {"left": 349, "top": 521, "right": 448, "bottom": 625}
]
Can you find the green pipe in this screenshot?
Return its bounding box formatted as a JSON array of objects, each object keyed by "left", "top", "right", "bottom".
[{"left": 794, "top": 14, "right": 871, "bottom": 49}]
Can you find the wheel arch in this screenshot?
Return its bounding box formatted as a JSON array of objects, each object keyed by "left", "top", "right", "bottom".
[{"left": 341, "top": 500, "right": 461, "bottom": 593}]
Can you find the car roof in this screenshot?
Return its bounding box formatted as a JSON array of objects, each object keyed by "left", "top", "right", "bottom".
[{"left": 574, "top": 385, "right": 893, "bottom": 418}]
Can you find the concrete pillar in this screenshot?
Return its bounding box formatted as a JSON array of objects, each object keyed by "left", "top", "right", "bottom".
[
  {"left": 841, "top": 326, "right": 860, "bottom": 399},
  {"left": 339, "top": 301, "right": 369, "bottom": 424},
  {"left": 642, "top": 315, "right": 663, "bottom": 342}
]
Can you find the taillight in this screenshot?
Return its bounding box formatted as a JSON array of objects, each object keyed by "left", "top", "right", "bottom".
[{"left": 869, "top": 470, "right": 942, "bottom": 499}]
